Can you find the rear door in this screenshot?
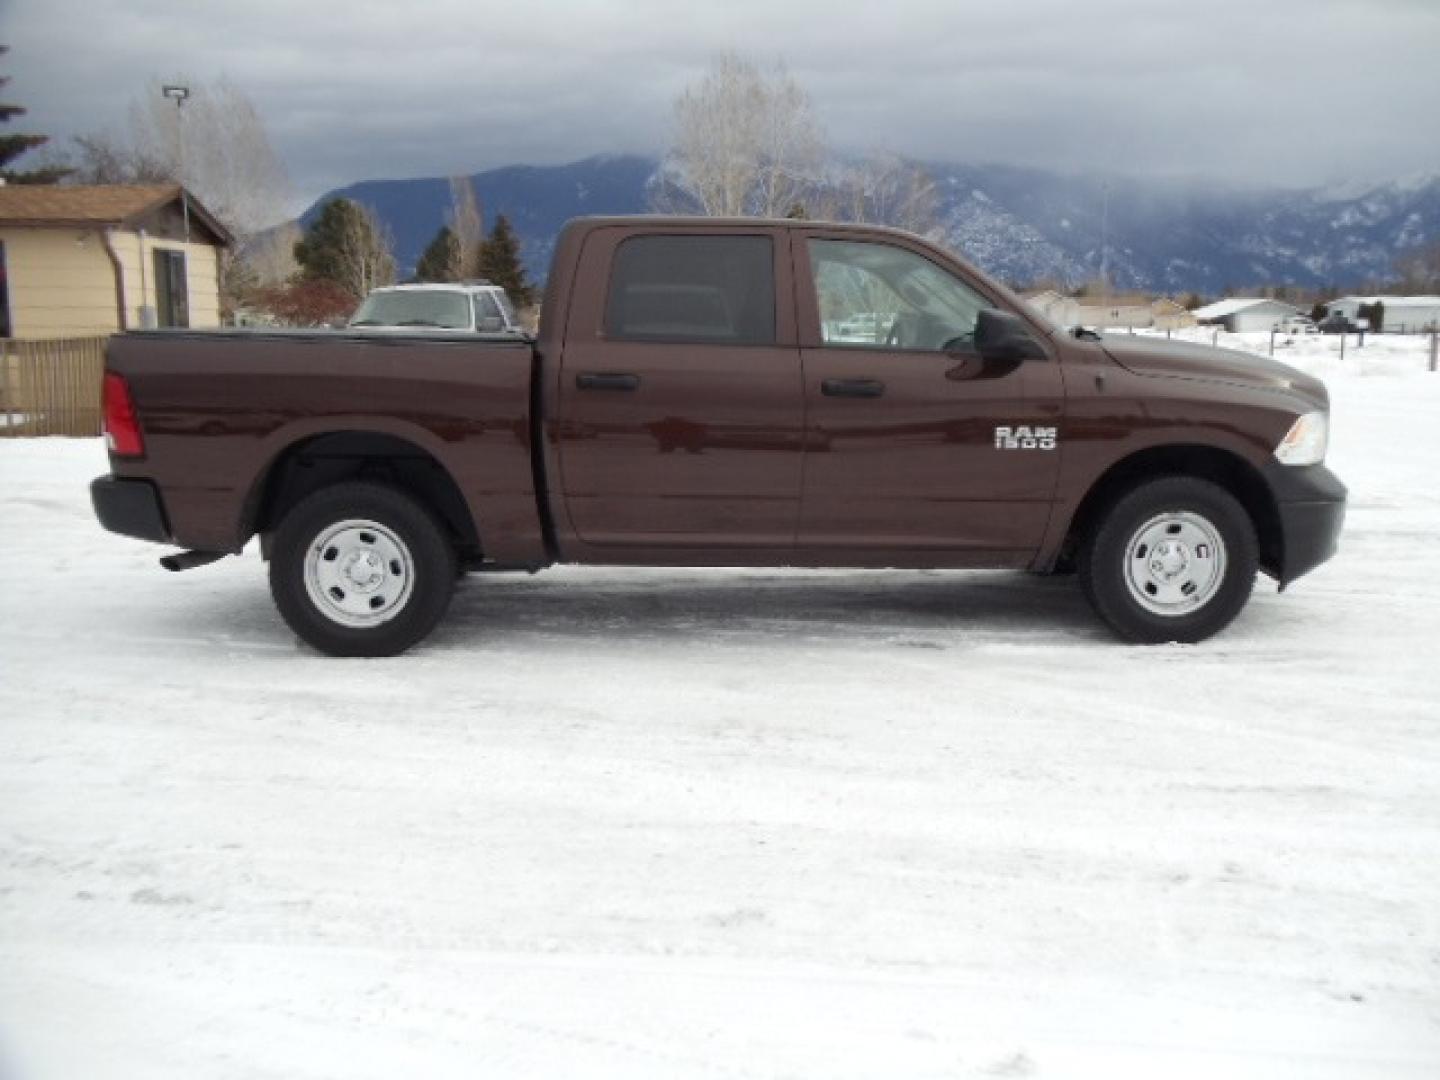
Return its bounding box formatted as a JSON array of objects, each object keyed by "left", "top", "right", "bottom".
[
  {"left": 555, "top": 226, "right": 804, "bottom": 553},
  {"left": 795, "top": 231, "right": 1064, "bottom": 561}
]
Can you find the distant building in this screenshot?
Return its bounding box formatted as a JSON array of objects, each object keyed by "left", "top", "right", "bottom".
[
  {"left": 1025, "top": 290, "right": 1198, "bottom": 330},
  {"left": 1150, "top": 298, "right": 1197, "bottom": 331},
  {"left": 0, "top": 184, "right": 231, "bottom": 340},
  {"left": 1074, "top": 294, "right": 1154, "bottom": 329},
  {"left": 1191, "top": 297, "right": 1300, "bottom": 333},
  {"left": 1023, "top": 290, "right": 1078, "bottom": 326},
  {"left": 1325, "top": 296, "right": 1440, "bottom": 333}
]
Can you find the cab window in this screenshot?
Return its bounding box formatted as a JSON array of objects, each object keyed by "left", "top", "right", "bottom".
[
  {"left": 473, "top": 291, "right": 504, "bottom": 329},
  {"left": 809, "top": 239, "right": 992, "bottom": 351},
  {"left": 605, "top": 235, "right": 775, "bottom": 345}
]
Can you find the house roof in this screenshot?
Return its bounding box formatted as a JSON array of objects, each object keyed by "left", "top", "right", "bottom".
[
  {"left": 1192, "top": 297, "right": 1296, "bottom": 319},
  {"left": 0, "top": 184, "right": 232, "bottom": 244}
]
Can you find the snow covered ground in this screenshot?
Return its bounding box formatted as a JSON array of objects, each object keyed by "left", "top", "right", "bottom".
[{"left": 2, "top": 334, "right": 1439, "bottom": 1079}]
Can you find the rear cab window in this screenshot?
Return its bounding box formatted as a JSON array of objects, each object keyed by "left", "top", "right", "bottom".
[{"left": 604, "top": 235, "right": 776, "bottom": 345}]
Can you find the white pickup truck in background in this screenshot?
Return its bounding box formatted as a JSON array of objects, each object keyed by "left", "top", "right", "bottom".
[{"left": 348, "top": 281, "right": 523, "bottom": 333}]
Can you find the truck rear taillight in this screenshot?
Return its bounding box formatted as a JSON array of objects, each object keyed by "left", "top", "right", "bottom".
[{"left": 102, "top": 372, "right": 145, "bottom": 458}]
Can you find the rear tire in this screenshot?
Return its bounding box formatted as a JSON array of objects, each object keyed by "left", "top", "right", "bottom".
[
  {"left": 269, "top": 481, "right": 457, "bottom": 656},
  {"left": 1079, "top": 476, "right": 1258, "bottom": 644}
]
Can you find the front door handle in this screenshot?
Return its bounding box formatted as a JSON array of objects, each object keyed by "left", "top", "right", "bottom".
[
  {"left": 576, "top": 372, "right": 641, "bottom": 392},
  {"left": 821, "top": 378, "right": 885, "bottom": 399}
]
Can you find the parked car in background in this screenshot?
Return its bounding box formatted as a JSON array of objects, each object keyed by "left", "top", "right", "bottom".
[
  {"left": 1278, "top": 315, "right": 1318, "bottom": 335},
  {"left": 1317, "top": 313, "right": 1359, "bottom": 335},
  {"left": 833, "top": 311, "right": 896, "bottom": 343},
  {"left": 348, "top": 282, "right": 522, "bottom": 333}
]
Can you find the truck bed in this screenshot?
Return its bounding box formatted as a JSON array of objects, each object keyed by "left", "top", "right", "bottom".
[{"left": 106, "top": 329, "right": 550, "bottom": 564}]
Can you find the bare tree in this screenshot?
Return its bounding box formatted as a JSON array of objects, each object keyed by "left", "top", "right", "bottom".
[
  {"left": 824, "top": 153, "right": 941, "bottom": 238},
  {"left": 125, "top": 76, "right": 292, "bottom": 241},
  {"left": 242, "top": 221, "right": 301, "bottom": 287},
  {"left": 656, "top": 53, "right": 824, "bottom": 217},
  {"left": 447, "top": 176, "right": 483, "bottom": 280},
  {"left": 67, "top": 77, "right": 294, "bottom": 320},
  {"left": 68, "top": 132, "right": 172, "bottom": 185},
  {"left": 1394, "top": 238, "right": 1440, "bottom": 293}
]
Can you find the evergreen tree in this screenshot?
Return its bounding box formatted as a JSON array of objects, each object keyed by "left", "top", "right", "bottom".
[
  {"left": 0, "top": 48, "right": 70, "bottom": 184},
  {"left": 415, "top": 226, "right": 461, "bottom": 282},
  {"left": 294, "top": 199, "right": 357, "bottom": 283},
  {"left": 293, "top": 198, "right": 394, "bottom": 300},
  {"left": 478, "top": 215, "right": 534, "bottom": 306}
]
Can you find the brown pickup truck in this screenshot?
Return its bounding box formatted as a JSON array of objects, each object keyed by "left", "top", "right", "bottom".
[{"left": 91, "top": 216, "right": 1346, "bottom": 655}]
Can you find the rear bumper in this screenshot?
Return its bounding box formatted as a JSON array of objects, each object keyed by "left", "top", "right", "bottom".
[
  {"left": 1263, "top": 462, "right": 1347, "bottom": 586},
  {"left": 91, "top": 475, "right": 172, "bottom": 544}
]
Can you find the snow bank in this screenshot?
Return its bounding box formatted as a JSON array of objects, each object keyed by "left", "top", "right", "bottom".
[
  {"left": 1131, "top": 326, "right": 1437, "bottom": 381},
  {"left": 1, "top": 357, "right": 1438, "bottom": 1078}
]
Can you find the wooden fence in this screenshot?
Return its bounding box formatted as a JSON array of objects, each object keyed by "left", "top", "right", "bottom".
[{"left": 0, "top": 337, "right": 108, "bottom": 437}]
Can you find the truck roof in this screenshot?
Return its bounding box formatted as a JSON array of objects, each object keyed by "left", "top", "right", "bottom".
[{"left": 563, "top": 214, "right": 924, "bottom": 237}]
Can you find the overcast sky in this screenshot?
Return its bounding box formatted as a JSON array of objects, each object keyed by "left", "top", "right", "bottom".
[{"left": 5, "top": 0, "right": 1439, "bottom": 207}]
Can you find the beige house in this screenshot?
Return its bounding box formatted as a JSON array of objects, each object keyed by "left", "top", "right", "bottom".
[
  {"left": 0, "top": 184, "right": 231, "bottom": 340},
  {"left": 1025, "top": 290, "right": 1199, "bottom": 331},
  {"left": 1150, "top": 298, "right": 1198, "bottom": 331}
]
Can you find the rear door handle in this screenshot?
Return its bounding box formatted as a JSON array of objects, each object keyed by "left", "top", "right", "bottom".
[
  {"left": 576, "top": 372, "right": 641, "bottom": 392},
  {"left": 821, "top": 378, "right": 885, "bottom": 399}
]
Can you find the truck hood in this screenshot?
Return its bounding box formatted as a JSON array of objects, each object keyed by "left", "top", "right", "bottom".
[{"left": 1099, "top": 335, "right": 1328, "bottom": 408}]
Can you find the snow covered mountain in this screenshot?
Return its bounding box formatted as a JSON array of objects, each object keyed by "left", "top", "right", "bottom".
[
  {"left": 925, "top": 163, "right": 1440, "bottom": 292},
  {"left": 303, "top": 156, "right": 1439, "bottom": 293}
]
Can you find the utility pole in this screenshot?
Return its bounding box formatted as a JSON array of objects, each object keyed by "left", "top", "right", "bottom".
[
  {"left": 1099, "top": 180, "right": 1110, "bottom": 307},
  {"left": 162, "top": 85, "right": 191, "bottom": 241}
]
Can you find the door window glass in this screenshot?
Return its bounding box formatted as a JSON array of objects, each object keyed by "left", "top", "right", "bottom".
[
  {"left": 809, "top": 239, "right": 991, "bottom": 350},
  {"left": 605, "top": 235, "right": 775, "bottom": 345}
]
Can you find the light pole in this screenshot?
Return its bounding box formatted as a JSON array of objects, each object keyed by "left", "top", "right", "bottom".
[
  {"left": 162, "top": 84, "right": 190, "bottom": 241},
  {"left": 1099, "top": 180, "right": 1109, "bottom": 307}
]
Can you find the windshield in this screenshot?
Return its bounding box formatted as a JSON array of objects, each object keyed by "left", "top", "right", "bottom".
[{"left": 350, "top": 290, "right": 472, "bottom": 329}]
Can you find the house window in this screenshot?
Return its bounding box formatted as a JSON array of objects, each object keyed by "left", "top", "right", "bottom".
[
  {"left": 153, "top": 248, "right": 189, "bottom": 328},
  {"left": 0, "top": 240, "right": 11, "bottom": 339}
]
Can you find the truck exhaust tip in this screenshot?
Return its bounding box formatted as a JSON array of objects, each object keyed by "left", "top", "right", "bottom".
[{"left": 159, "top": 550, "right": 227, "bottom": 572}]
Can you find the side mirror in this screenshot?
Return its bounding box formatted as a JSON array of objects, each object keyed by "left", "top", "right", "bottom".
[{"left": 974, "top": 308, "right": 1045, "bottom": 361}]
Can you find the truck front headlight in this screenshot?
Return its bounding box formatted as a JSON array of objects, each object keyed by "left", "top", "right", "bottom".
[{"left": 1275, "top": 411, "right": 1329, "bottom": 466}]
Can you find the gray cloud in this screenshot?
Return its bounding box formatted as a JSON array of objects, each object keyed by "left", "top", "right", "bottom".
[{"left": 5, "top": 0, "right": 1439, "bottom": 205}]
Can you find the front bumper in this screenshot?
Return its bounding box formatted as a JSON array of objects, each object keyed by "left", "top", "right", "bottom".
[
  {"left": 1263, "top": 462, "right": 1347, "bottom": 587},
  {"left": 91, "top": 475, "right": 172, "bottom": 544}
]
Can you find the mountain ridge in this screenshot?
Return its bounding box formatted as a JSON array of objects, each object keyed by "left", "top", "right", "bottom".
[{"left": 301, "top": 156, "right": 1439, "bottom": 294}]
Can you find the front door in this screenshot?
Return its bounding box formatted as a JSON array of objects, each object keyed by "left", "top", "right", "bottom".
[
  {"left": 556, "top": 227, "right": 804, "bottom": 553},
  {"left": 795, "top": 234, "right": 1064, "bottom": 562}
]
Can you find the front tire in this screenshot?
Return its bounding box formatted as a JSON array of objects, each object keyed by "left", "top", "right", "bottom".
[
  {"left": 1079, "top": 476, "right": 1258, "bottom": 644},
  {"left": 269, "top": 481, "right": 457, "bottom": 656}
]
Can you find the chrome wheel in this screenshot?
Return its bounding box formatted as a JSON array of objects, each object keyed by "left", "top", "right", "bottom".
[
  {"left": 303, "top": 518, "right": 415, "bottom": 628},
  {"left": 1123, "top": 511, "right": 1227, "bottom": 617}
]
